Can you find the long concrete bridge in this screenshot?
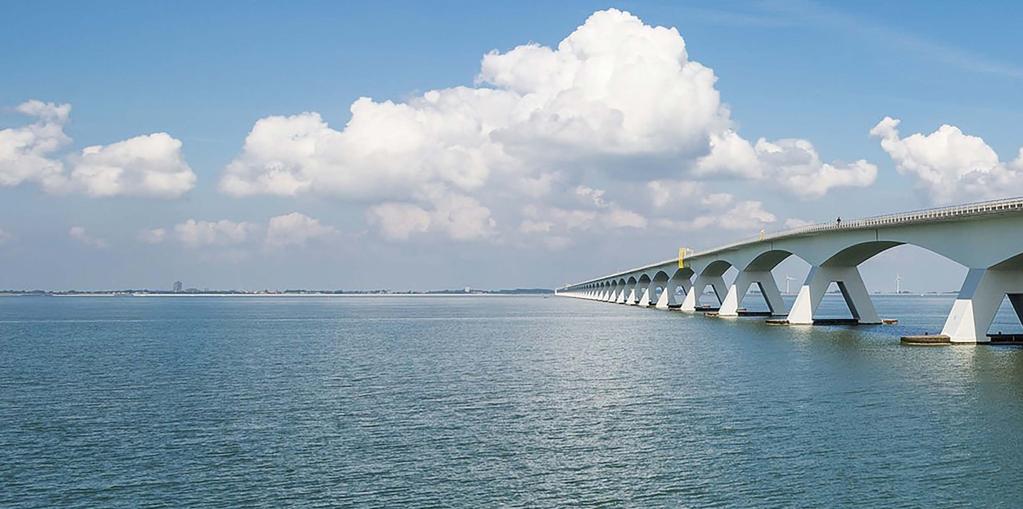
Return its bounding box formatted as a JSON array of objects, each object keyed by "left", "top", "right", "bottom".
[{"left": 556, "top": 197, "right": 1023, "bottom": 343}]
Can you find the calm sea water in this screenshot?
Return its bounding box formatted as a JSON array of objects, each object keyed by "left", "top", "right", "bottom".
[{"left": 2, "top": 294, "right": 1023, "bottom": 507}]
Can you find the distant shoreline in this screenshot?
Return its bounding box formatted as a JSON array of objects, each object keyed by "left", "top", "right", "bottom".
[{"left": 0, "top": 290, "right": 555, "bottom": 297}]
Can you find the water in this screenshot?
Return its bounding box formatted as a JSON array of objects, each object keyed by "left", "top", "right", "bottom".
[{"left": 2, "top": 294, "right": 1023, "bottom": 508}]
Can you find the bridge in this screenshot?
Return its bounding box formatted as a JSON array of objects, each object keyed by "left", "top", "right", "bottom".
[{"left": 556, "top": 197, "right": 1023, "bottom": 343}]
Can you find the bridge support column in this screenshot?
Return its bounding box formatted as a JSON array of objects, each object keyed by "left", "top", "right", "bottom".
[
  {"left": 719, "top": 271, "right": 786, "bottom": 317},
  {"left": 638, "top": 283, "right": 653, "bottom": 306},
  {"left": 941, "top": 268, "right": 1023, "bottom": 343},
  {"left": 680, "top": 275, "right": 727, "bottom": 312},
  {"left": 786, "top": 265, "right": 880, "bottom": 324},
  {"left": 654, "top": 285, "right": 669, "bottom": 308}
]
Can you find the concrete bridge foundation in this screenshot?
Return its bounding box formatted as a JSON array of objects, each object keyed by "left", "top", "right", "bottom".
[
  {"left": 718, "top": 271, "right": 785, "bottom": 317},
  {"left": 681, "top": 275, "right": 727, "bottom": 312},
  {"left": 786, "top": 265, "right": 880, "bottom": 325},
  {"left": 942, "top": 268, "right": 1023, "bottom": 343}
]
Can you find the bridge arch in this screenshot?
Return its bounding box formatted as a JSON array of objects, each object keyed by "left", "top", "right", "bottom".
[
  {"left": 680, "top": 260, "right": 731, "bottom": 310},
  {"left": 744, "top": 249, "right": 797, "bottom": 272},
  {"left": 783, "top": 241, "right": 952, "bottom": 325},
  {"left": 819, "top": 241, "right": 905, "bottom": 267}
]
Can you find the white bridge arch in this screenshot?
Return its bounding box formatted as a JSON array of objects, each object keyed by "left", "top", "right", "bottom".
[{"left": 558, "top": 197, "right": 1023, "bottom": 343}]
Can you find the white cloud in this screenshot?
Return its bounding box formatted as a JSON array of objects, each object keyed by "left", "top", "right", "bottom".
[
  {"left": 265, "top": 212, "right": 337, "bottom": 247},
  {"left": 221, "top": 9, "right": 729, "bottom": 203},
  {"left": 143, "top": 214, "right": 340, "bottom": 249},
  {"left": 694, "top": 133, "right": 877, "bottom": 198},
  {"left": 366, "top": 203, "right": 433, "bottom": 241},
  {"left": 647, "top": 179, "right": 704, "bottom": 208},
  {"left": 755, "top": 138, "right": 877, "bottom": 199},
  {"left": 522, "top": 205, "right": 597, "bottom": 232},
  {"left": 701, "top": 192, "right": 734, "bottom": 208},
  {"left": 138, "top": 228, "right": 167, "bottom": 244},
  {"left": 518, "top": 219, "right": 554, "bottom": 234},
  {"left": 0, "top": 100, "right": 195, "bottom": 198},
  {"left": 694, "top": 130, "right": 763, "bottom": 179},
  {"left": 518, "top": 200, "right": 647, "bottom": 238},
  {"left": 70, "top": 133, "right": 195, "bottom": 198},
  {"left": 367, "top": 194, "right": 496, "bottom": 241},
  {"left": 0, "top": 100, "right": 70, "bottom": 191},
  {"left": 656, "top": 200, "right": 776, "bottom": 231},
  {"left": 68, "top": 226, "right": 107, "bottom": 248},
  {"left": 603, "top": 206, "right": 648, "bottom": 229},
  {"left": 174, "top": 219, "right": 255, "bottom": 247},
  {"left": 574, "top": 185, "right": 607, "bottom": 207},
  {"left": 429, "top": 194, "right": 497, "bottom": 240},
  {"left": 870, "top": 116, "right": 1023, "bottom": 204},
  {"left": 221, "top": 8, "right": 874, "bottom": 244},
  {"left": 712, "top": 200, "right": 777, "bottom": 230}
]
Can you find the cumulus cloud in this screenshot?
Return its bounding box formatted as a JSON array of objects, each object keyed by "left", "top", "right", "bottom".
[
  {"left": 69, "top": 133, "right": 195, "bottom": 198},
  {"left": 647, "top": 179, "right": 704, "bottom": 209},
  {"left": 0, "top": 100, "right": 195, "bottom": 197},
  {"left": 221, "top": 9, "right": 871, "bottom": 244},
  {"left": 0, "top": 100, "right": 70, "bottom": 191},
  {"left": 143, "top": 213, "right": 340, "bottom": 249},
  {"left": 366, "top": 203, "right": 433, "bottom": 240},
  {"left": 174, "top": 219, "right": 255, "bottom": 247},
  {"left": 870, "top": 117, "right": 1023, "bottom": 204},
  {"left": 221, "top": 9, "right": 730, "bottom": 201},
  {"left": 68, "top": 226, "right": 107, "bottom": 248},
  {"left": 656, "top": 200, "right": 776, "bottom": 231},
  {"left": 516, "top": 197, "right": 648, "bottom": 245},
  {"left": 694, "top": 133, "right": 878, "bottom": 198},
  {"left": 265, "top": 212, "right": 337, "bottom": 247},
  {"left": 753, "top": 138, "right": 877, "bottom": 198},
  {"left": 603, "top": 206, "right": 648, "bottom": 229},
  {"left": 694, "top": 130, "right": 763, "bottom": 179},
  {"left": 574, "top": 185, "right": 607, "bottom": 207},
  {"left": 367, "top": 193, "right": 496, "bottom": 241}
]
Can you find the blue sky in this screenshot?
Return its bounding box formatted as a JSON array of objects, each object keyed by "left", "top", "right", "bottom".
[{"left": 1, "top": 1, "right": 1021, "bottom": 291}]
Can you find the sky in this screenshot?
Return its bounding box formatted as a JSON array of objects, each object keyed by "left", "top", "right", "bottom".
[{"left": 1, "top": 0, "right": 1022, "bottom": 292}]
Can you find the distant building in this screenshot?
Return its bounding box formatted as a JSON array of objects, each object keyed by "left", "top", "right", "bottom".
[{"left": 173, "top": 281, "right": 183, "bottom": 293}]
